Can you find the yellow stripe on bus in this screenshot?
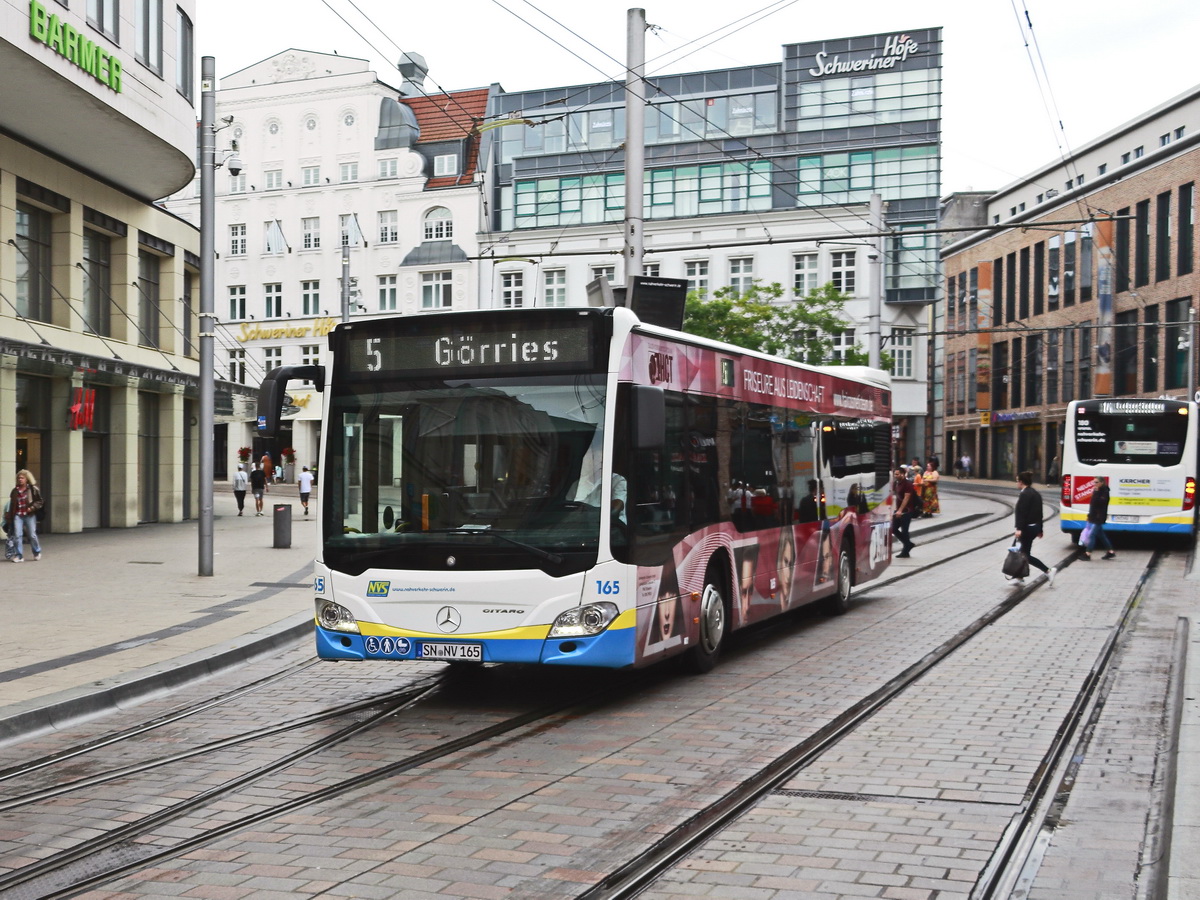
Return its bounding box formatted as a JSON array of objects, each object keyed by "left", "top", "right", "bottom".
[{"left": 357, "top": 607, "right": 638, "bottom": 640}]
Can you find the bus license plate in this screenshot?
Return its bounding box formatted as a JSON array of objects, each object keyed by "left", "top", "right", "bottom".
[
  {"left": 419, "top": 642, "right": 482, "bottom": 662},
  {"left": 1111, "top": 515, "right": 1139, "bottom": 523}
]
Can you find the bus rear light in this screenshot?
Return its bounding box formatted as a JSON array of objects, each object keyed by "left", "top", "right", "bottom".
[
  {"left": 1185, "top": 477, "right": 1196, "bottom": 511},
  {"left": 550, "top": 602, "right": 618, "bottom": 637},
  {"left": 1061, "top": 476, "right": 1073, "bottom": 506}
]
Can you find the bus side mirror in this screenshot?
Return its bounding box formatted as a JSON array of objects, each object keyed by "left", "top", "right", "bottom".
[
  {"left": 631, "top": 384, "right": 665, "bottom": 450},
  {"left": 257, "top": 365, "right": 325, "bottom": 438}
]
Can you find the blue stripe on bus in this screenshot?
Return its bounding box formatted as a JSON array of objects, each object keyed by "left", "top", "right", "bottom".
[
  {"left": 1061, "top": 521, "right": 1194, "bottom": 534},
  {"left": 315, "top": 623, "right": 637, "bottom": 667}
]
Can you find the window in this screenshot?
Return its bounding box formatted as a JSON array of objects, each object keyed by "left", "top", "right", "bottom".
[
  {"left": 543, "top": 269, "right": 566, "bottom": 307},
  {"left": 228, "top": 285, "right": 246, "bottom": 320},
  {"left": 1143, "top": 305, "right": 1160, "bottom": 392},
  {"left": 137, "top": 250, "right": 161, "bottom": 348},
  {"left": 501, "top": 272, "right": 524, "bottom": 308},
  {"left": 434, "top": 154, "right": 458, "bottom": 177},
  {"left": 82, "top": 229, "right": 112, "bottom": 336},
  {"left": 378, "top": 210, "right": 398, "bottom": 244},
  {"left": 793, "top": 252, "right": 818, "bottom": 297},
  {"left": 136, "top": 0, "right": 163, "bottom": 73},
  {"left": 591, "top": 265, "right": 616, "bottom": 284},
  {"left": 1121, "top": 152, "right": 1131, "bottom": 165},
  {"left": 729, "top": 257, "right": 753, "bottom": 295},
  {"left": 301, "top": 345, "right": 320, "bottom": 383},
  {"left": 229, "top": 223, "right": 246, "bottom": 255},
  {"left": 15, "top": 202, "right": 52, "bottom": 322},
  {"left": 265, "top": 169, "right": 283, "bottom": 190},
  {"left": 1156, "top": 191, "right": 1172, "bottom": 282},
  {"left": 1161, "top": 133, "right": 1172, "bottom": 147},
  {"left": 378, "top": 274, "right": 397, "bottom": 311},
  {"left": 421, "top": 271, "right": 453, "bottom": 309},
  {"left": 301, "top": 166, "right": 320, "bottom": 186},
  {"left": 1179, "top": 183, "right": 1194, "bottom": 276},
  {"left": 830, "top": 329, "right": 856, "bottom": 363},
  {"left": 87, "top": 0, "right": 118, "bottom": 40},
  {"left": 423, "top": 207, "right": 452, "bottom": 240},
  {"left": 175, "top": 8, "right": 193, "bottom": 101},
  {"left": 830, "top": 251, "right": 856, "bottom": 293},
  {"left": 643, "top": 263, "right": 660, "bottom": 278},
  {"left": 228, "top": 173, "right": 246, "bottom": 194},
  {"left": 264, "top": 220, "right": 286, "bottom": 254},
  {"left": 302, "top": 280, "right": 320, "bottom": 316},
  {"left": 1098, "top": 163, "right": 1107, "bottom": 176},
  {"left": 892, "top": 327, "right": 914, "bottom": 378},
  {"left": 378, "top": 158, "right": 398, "bottom": 179},
  {"left": 264, "top": 347, "right": 282, "bottom": 373},
  {"left": 1165, "top": 298, "right": 1193, "bottom": 390},
  {"left": 228, "top": 349, "right": 246, "bottom": 384},
  {"left": 686, "top": 260, "right": 709, "bottom": 295},
  {"left": 302, "top": 217, "right": 320, "bottom": 250},
  {"left": 339, "top": 162, "right": 358, "bottom": 183},
  {"left": 1134, "top": 198, "right": 1151, "bottom": 287},
  {"left": 1176, "top": 127, "right": 1187, "bottom": 140},
  {"left": 1134, "top": 146, "right": 1144, "bottom": 159},
  {"left": 264, "top": 283, "right": 282, "bottom": 318}
]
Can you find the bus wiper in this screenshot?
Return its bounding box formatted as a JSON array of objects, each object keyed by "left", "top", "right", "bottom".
[{"left": 441, "top": 527, "right": 564, "bottom": 565}]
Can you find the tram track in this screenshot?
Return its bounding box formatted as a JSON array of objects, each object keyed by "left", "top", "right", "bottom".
[
  {"left": 574, "top": 549, "right": 1164, "bottom": 900},
  {"left": 0, "top": 484, "right": 1065, "bottom": 900}
]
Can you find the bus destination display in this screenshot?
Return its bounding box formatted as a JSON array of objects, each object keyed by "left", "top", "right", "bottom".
[{"left": 349, "top": 321, "right": 595, "bottom": 376}]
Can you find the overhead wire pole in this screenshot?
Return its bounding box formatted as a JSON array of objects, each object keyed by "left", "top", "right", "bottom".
[
  {"left": 867, "top": 193, "right": 883, "bottom": 369},
  {"left": 198, "top": 56, "right": 217, "bottom": 576},
  {"left": 623, "top": 7, "right": 646, "bottom": 280}
]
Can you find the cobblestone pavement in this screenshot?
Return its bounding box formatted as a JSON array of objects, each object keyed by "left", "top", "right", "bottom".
[{"left": 0, "top": 483, "right": 1197, "bottom": 899}]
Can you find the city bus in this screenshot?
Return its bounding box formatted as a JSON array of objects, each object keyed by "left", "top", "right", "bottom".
[
  {"left": 258, "top": 305, "right": 894, "bottom": 672},
  {"left": 1059, "top": 398, "right": 1198, "bottom": 539}
]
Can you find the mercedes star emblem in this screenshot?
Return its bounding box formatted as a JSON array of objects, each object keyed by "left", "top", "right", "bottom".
[{"left": 436, "top": 606, "right": 462, "bottom": 633}]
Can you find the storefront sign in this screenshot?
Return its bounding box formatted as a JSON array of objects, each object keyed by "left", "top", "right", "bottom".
[
  {"left": 236, "top": 317, "right": 338, "bottom": 343},
  {"left": 29, "top": 0, "right": 123, "bottom": 94},
  {"left": 69, "top": 387, "right": 96, "bottom": 430},
  {"left": 809, "top": 34, "right": 920, "bottom": 78},
  {"left": 991, "top": 411, "right": 1040, "bottom": 424}
]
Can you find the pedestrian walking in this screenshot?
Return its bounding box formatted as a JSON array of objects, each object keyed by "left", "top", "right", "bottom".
[
  {"left": 1079, "top": 476, "right": 1115, "bottom": 561},
  {"left": 232, "top": 464, "right": 249, "bottom": 516},
  {"left": 1013, "top": 470, "right": 1054, "bottom": 586},
  {"left": 920, "top": 461, "right": 940, "bottom": 516},
  {"left": 250, "top": 463, "right": 267, "bottom": 516},
  {"left": 959, "top": 453, "right": 972, "bottom": 479},
  {"left": 891, "top": 467, "right": 916, "bottom": 558},
  {"left": 297, "top": 466, "right": 314, "bottom": 516},
  {"left": 260, "top": 451, "right": 273, "bottom": 484},
  {"left": 5, "top": 469, "right": 44, "bottom": 562}
]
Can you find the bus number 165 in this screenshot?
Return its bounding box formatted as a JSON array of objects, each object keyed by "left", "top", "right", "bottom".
[{"left": 595, "top": 580, "right": 620, "bottom": 595}]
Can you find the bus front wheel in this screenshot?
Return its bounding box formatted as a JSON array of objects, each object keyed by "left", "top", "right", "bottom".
[{"left": 686, "top": 577, "right": 728, "bottom": 674}]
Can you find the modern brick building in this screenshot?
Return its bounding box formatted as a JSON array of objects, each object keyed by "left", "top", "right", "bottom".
[{"left": 941, "top": 85, "right": 1200, "bottom": 480}]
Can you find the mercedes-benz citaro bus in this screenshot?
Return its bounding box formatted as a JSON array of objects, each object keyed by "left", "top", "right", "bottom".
[
  {"left": 258, "top": 304, "right": 894, "bottom": 673},
  {"left": 1060, "top": 397, "right": 1198, "bottom": 539}
]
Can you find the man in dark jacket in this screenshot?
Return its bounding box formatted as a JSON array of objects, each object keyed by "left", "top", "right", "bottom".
[
  {"left": 891, "top": 467, "right": 916, "bottom": 558},
  {"left": 250, "top": 464, "right": 268, "bottom": 516},
  {"left": 1080, "top": 476, "right": 1115, "bottom": 560},
  {"left": 1013, "top": 470, "right": 1054, "bottom": 586}
]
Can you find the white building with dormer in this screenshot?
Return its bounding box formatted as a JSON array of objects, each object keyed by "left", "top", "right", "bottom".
[{"left": 164, "top": 49, "right": 492, "bottom": 478}]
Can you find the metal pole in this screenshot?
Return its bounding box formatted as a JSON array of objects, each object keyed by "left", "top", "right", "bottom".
[
  {"left": 341, "top": 246, "right": 351, "bottom": 323},
  {"left": 198, "top": 56, "right": 216, "bottom": 576},
  {"left": 867, "top": 193, "right": 883, "bottom": 369},
  {"left": 623, "top": 8, "right": 646, "bottom": 280}
]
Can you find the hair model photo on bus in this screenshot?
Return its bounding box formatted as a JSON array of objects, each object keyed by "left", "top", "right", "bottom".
[
  {"left": 1059, "top": 397, "right": 1198, "bottom": 540},
  {"left": 258, "top": 299, "right": 895, "bottom": 673}
]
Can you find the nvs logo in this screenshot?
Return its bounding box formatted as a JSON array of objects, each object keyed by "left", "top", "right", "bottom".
[{"left": 649, "top": 351, "right": 674, "bottom": 385}]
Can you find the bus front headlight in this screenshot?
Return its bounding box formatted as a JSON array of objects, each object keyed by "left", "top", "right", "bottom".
[
  {"left": 549, "top": 602, "right": 619, "bottom": 638},
  {"left": 316, "top": 599, "right": 360, "bottom": 634}
]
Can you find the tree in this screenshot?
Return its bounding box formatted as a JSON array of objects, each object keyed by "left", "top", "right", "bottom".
[{"left": 683, "top": 280, "right": 886, "bottom": 368}]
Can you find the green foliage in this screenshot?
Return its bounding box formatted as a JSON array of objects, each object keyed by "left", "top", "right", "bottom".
[{"left": 683, "top": 280, "right": 891, "bottom": 369}]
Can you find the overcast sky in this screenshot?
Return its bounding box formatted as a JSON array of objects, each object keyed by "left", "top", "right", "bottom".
[{"left": 197, "top": 0, "right": 1200, "bottom": 194}]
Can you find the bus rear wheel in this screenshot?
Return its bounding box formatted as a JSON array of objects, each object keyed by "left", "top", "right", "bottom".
[
  {"left": 824, "top": 545, "right": 853, "bottom": 616},
  {"left": 685, "top": 578, "right": 728, "bottom": 674}
]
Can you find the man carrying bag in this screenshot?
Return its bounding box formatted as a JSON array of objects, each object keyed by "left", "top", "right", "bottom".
[{"left": 1009, "top": 470, "right": 1054, "bottom": 587}]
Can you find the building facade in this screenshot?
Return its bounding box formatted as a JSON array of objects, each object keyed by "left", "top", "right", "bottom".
[
  {"left": 164, "top": 50, "right": 492, "bottom": 477},
  {"left": 941, "top": 86, "right": 1200, "bottom": 480},
  {"left": 1, "top": 0, "right": 201, "bottom": 529},
  {"left": 481, "top": 29, "right": 942, "bottom": 461}
]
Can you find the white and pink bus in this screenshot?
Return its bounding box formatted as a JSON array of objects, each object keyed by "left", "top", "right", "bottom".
[{"left": 260, "top": 305, "right": 894, "bottom": 672}]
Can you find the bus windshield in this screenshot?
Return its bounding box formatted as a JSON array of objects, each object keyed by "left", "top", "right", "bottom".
[
  {"left": 1073, "top": 408, "right": 1189, "bottom": 466},
  {"left": 324, "top": 374, "right": 608, "bottom": 573}
]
